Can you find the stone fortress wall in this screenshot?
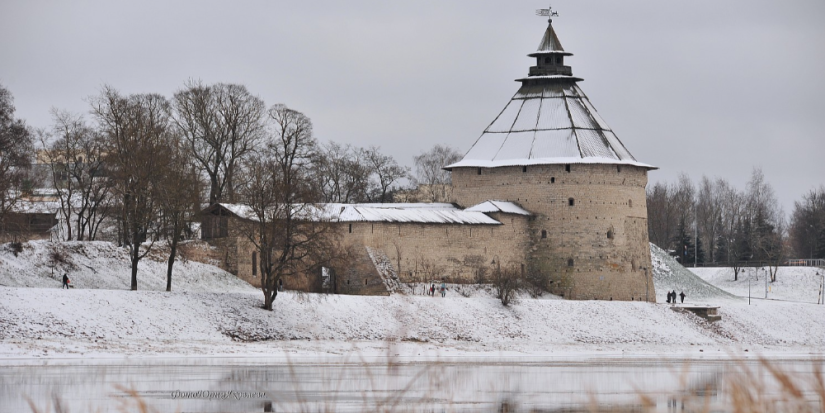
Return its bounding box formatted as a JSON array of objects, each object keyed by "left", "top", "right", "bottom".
[
  {"left": 337, "top": 211, "right": 532, "bottom": 287},
  {"left": 199, "top": 162, "right": 655, "bottom": 302},
  {"left": 199, "top": 207, "right": 532, "bottom": 296},
  {"left": 451, "top": 163, "right": 655, "bottom": 301}
]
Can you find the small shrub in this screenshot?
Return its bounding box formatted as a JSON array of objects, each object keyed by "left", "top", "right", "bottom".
[
  {"left": 492, "top": 266, "right": 521, "bottom": 306},
  {"left": 8, "top": 242, "right": 23, "bottom": 257}
]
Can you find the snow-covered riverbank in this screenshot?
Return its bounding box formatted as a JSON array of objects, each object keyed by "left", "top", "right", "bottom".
[
  {"left": 1, "top": 286, "right": 823, "bottom": 361},
  {"left": 1, "top": 241, "right": 823, "bottom": 361}
]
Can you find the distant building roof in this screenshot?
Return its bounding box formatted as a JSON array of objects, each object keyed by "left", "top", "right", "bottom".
[{"left": 10, "top": 199, "right": 60, "bottom": 214}]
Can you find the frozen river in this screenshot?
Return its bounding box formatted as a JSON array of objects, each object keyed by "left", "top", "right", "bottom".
[{"left": 2, "top": 357, "right": 823, "bottom": 412}]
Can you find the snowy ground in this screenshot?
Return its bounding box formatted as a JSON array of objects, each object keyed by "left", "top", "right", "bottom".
[
  {"left": 691, "top": 266, "right": 824, "bottom": 304},
  {"left": 0, "top": 240, "right": 823, "bottom": 361},
  {"left": 0, "top": 240, "right": 254, "bottom": 292}
]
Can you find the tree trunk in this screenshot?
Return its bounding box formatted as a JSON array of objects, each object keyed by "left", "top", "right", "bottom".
[
  {"left": 166, "top": 236, "right": 178, "bottom": 292},
  {"left": 209, "top": 174, "right": 220, "bottom": 205},
  {"left": 130, "top": 255, "right": 139, "bottom": 291},
  {"left": 130, "top": 224, "right": 140, "bottom": 290},
  {"left": 262, "top": 288, "right": 277, "bottom": 311}
]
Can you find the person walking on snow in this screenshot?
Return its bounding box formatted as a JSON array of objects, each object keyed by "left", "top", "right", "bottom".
[
  {"left": 440, "top": 282, "right": 446, "bottom": 297},
  {"left": 62, "top": 273, "right": 70, "bottom": 289},
  {"left": 666, "top": 291, "right": 671, "bottom": 303},
  {"left": 680, "top": 291, "right": 686, "bottom": 303},
  {"left": 430, "top": 284, "right": 435, "bottom": 296}
]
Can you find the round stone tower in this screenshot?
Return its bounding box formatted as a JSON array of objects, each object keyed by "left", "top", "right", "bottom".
[{"left": 447, "top": 16, "right": 656, "bottom": 302}]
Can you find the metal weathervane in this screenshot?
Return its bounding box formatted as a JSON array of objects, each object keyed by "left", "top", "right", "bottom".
[{"left": 535, "top": 5, "right": 559, "bottom": 20}]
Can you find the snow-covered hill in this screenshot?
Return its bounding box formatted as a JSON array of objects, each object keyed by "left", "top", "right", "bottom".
[
  {"left": 1, "top": 240, "right": 823, "bottom": 359},
  {"left": 0, "top": 240, "right": 255, "bottom": 292},
  {"left": 691, "top": 266, "right": 824, "bottom": 304},
  {"left": 650, "top": 243, "right": 740, "bottom": 303}
]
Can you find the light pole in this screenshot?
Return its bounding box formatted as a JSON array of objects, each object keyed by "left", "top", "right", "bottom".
[{"left": 818, "top": 272, "right": 823, "bottom": 305}]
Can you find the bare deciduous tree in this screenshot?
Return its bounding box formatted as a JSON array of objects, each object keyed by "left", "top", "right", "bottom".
[
  {"left": 312, "top": 142, "right": 371, "bottom": 203},
  {"left": 413, "top": 144, "right": 461, "bottom": 203},
  {"left": 696, "top": 176, "right": 725, "bottom": 263},
  {"left": 156, "top": 142, "right": 201, "bottom": 292},
  {"left": 646, "top": 181, "right": 675, "bottom": 250},
  {"left": 745, "top": 168, "right": 784, "bottom": 281},
  {"left": 0, "top": 84, "right": 33, "bottom": 232},
  {"left": 173, "top": 81, "right": 265, "bottom": 204},
  {"left": 41, "top": 110, "right": 112, "bottom": 241},
  {"left": 238, "top": 104, "right": 334, "bottom": 310},
  {"left": 364, "top": 146, "right": 408, "bottom": 203},
  {"left": 93, "top": 86, "right": 175, "bottom": 290}
]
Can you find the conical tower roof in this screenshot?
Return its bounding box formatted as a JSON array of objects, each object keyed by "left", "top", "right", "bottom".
[
  {"left": 447, "top": 20, "right": 655, "bottom": 170},
  {"left": 531, "top": 21, "right": 571, "bottom": 55}
]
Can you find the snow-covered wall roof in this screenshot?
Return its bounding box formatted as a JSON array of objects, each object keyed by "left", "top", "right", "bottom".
[
  {"left": 214, "top": 203, "right": 503, "bottom": 225},
  {"left": 465, "top": 201, "right": 531, "bottom": 216}
]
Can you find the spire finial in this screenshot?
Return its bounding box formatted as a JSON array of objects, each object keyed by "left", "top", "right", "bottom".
[{"left": 535, "top": 5, "right": 559, "bottom": 23}]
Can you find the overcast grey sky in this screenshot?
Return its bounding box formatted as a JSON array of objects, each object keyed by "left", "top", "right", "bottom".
[{"left": 1, "top": 1, "right": 823, "bottom": 213}]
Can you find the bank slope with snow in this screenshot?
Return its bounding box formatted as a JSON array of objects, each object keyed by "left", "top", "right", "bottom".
[
  {"left": 691, "top": 266, "right": 824, "bottom": 304},
  {"left": 1, "top": 286, "right": 824, "bottom": 359},
  {"left": 650, "top": 243, "right": 739, "bottom": 304},
  {"left": 0, "top": 240, "right": 255, "bottom": 292},
  {"left": 0, "top": 240, "right": 823, "bottom": 359}
]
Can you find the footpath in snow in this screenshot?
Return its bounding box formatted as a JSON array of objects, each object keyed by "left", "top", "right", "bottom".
[{"left": 0, "top": 241, "right": 823, "bottom": 361}]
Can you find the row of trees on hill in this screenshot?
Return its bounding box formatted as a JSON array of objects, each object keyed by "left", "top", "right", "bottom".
[
  {"left": 0, "top": 81, "right": 463, "bottom": 309},
  {"left": 647, "top": 169, "right": 824, "bottom": 281}
]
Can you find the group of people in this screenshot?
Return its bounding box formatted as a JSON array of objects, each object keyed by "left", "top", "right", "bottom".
[
  {"left": 667, "top": 290, "right": 685, "bottom": 304},
  {"left": 427, "top": 283, "right": 446, "bottom": 297}
]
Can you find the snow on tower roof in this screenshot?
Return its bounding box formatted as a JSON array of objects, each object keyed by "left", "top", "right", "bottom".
[{"left": 446, "top": 19, "right": 656, "bottom": 171}]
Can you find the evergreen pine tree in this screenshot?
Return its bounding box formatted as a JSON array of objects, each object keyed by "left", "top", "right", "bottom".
[
  {"left": 737, "top": 218, "right": 753, "bottom": 263},
  {"left": 695, "top": 232, "right": 706, "bottom": 264},
  {"left": 672, "top": 217, "right": 696, "bottom": 265},
  {"left": 816, "top": 225, "right": 825, "bottom": 259},
  {"left": 716, "top": 233, "right": 728, "bottom": 264}
]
